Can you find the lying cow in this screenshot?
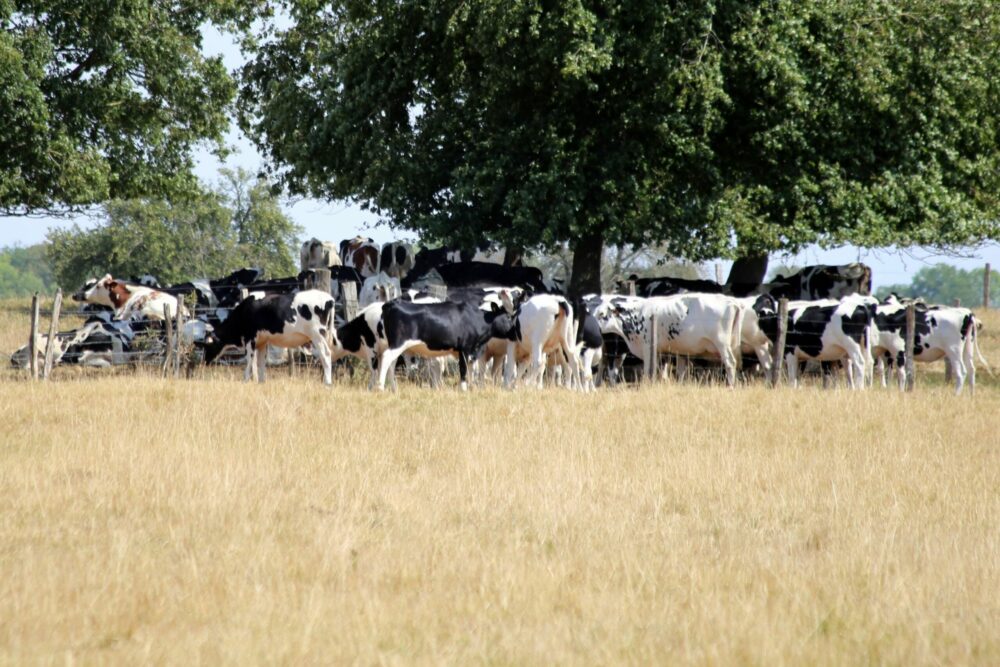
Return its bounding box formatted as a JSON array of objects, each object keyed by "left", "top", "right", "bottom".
[
  {"left": 199, "top": 290, "right": 337, "bottom": 384},
  {"left": 11, "top": 317, "right": 133, "bottom": 369},
  {"left": 593, "top": 294, "right": 743, "bottom": 386}
]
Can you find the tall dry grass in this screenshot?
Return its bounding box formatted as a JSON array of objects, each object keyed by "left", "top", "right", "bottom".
[{"left": 1, "top": 298, "right": 998, "bottom": 664}]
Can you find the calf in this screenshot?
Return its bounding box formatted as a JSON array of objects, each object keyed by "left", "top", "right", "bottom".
[
  {"left": 593, "top": 294, "right": 743, "bottom": 386},
  {"left": 377, "top": 299, "right": 513, "bottom": 391},
  {"left": 200, "top": 290, "right": 336, "bottom": 384},
  {"left": 574, "top": 301, "right": 604, "bottom": 391}
]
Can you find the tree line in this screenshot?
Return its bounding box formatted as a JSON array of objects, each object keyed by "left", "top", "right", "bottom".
[{"left": 3, "top": 0, "right": 999, "bottom": 295}]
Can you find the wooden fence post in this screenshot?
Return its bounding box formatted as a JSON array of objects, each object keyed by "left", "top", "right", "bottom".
[
  {"left": 904, "top": 302, "right": 916, "bottom": 392},
  {"left": 42, "top": 289, "right": 63, "bottom": 380},
  {"left": 162, "top": 305, "right": 173, "bottom": 376},
  {"left": 308, "top": 268, "right": 332, "bottom": 294},
  {"left": 341, "top": 281, "right": 359, "bottom": 322},
  {"left": 28, "top": 293, "right": 40, "bottom": 380},
  {"left": 984, "top": 262, "right": 991, "bottom": 310},
  {"left": 174, "top": 294, "right": 184, "bottom": 378},
  {"left": 626, "top": 280, "right": 637, "bottom": 297},
  {"left": 715, "top": 263, "right": 724, "bottom": 285},
  {"left": 646, "top": 313, "right": 658, "bottom": 382},
  {"left": 771, "top": 298, "right": 789, "bottom": 387}
]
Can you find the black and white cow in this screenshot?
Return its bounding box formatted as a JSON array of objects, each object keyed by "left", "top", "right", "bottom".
[
  {"left": 199, "top": 290, "right": 336, "bottom": 384},
  {"left": 11, "top": 317, "right": 134, "bottom": 369},
  {"left": 872, "top": 298, "right": 987, "bottom": 394},
  {"left": 380, "top": 242, "right": 414, "bottom": 279},
  {"left": 753, "top": 294, "right": 874, "bottom": 389},
  {"left": 765, "top": 263, "right": 872, "bottom": 301},
  {"left": 376, "top": 298, "right": 514, "bottom": 391},
  {"left": 593, "top": 294, "right": 743, "bottom": 386},
  {"left": 402, "top": 260, "right": 548, "bottom": 293},
  {"left": 359, "top": 272, "right": 402, "bottom": 308},
  {"left": 574, "top": 299, "right": 604, "bottom": 391}
]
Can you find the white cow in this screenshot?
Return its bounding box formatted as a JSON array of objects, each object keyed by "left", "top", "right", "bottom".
[
  {"left": 593, "top": 294, "right": 743, "bottom": 386},
  {"left": 300, "top": 238, "right": 342, "bottom": 271},
  {"left": 501, "top": 293, "right": 579, "bottom": 389}
]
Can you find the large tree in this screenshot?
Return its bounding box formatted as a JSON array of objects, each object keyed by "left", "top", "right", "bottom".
[
  {"left": 1, "top": 0, "right": 244, "bottom": 215},
  {"left": 238, "top": 0, "right": 1000, "bottom": 295}
]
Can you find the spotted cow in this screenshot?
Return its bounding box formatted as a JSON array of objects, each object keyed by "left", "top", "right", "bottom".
[
  {"left": 199, "top": 290, "right": 336, "bottom": 384},
  {"left": 339, "top": 236, "right": 380, "bottom": 278}
]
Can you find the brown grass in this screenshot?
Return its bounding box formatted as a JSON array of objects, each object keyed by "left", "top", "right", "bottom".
[{"left": 1, "top": 298, "right": 999, "bottom": 664}]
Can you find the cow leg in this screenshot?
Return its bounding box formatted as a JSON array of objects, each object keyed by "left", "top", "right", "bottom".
[
  {"left": 256, "top": 342, "right": 268, "bottom": 383},
  {"left": 310, "top": 335, "right": 333, "bottom": 386},
  {"left": 243, "top": 343, "right": 256, "bottom": 382},
  {"left": 675, "top": 356, "right": 688, "bottom": 383},
  {"left": 378, "top": 344, "right": 414, "bottom": 391},
  {"left": 964, "top": 335, "right": 976, "bottom": 396},
  {"left": 948, "top": 349, "right": 967, "bottom": 395},
  {"left": 457, "top": 351, "right": 470, "bottom": 391},
  {"left": 785, "top": 353, "right": 798, "bottom": 387},
  {"left": 504, "top": 341, "right": 518, "bottom": 389}
]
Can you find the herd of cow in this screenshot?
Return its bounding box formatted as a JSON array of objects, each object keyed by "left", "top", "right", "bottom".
[{"left": 11, "top": 235, "right": 991, "bottom": 394}]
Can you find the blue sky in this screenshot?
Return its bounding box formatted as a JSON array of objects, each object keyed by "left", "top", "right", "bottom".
[{"left": 2, "top": 26, "right": 997, "bottom": 290}]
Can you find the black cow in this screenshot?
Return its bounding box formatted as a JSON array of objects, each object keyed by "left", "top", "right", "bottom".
[
  {"left": 764, "top": 263, "right": 872, "bottom": 301},
  {"left": 620, "top": 274, "right": 725, "bottom": 297},
  {"left": 198, "top": 290, "right": 336, "bottom": 385},
  {"left": 402, "top": 261, "right": 548, "bottom": 293},
  {"left": 407, "top": 245, "right": 476, "bottom": 281},
  {"left": 376, "top": 299, "right": 513, "bottom": 391}
]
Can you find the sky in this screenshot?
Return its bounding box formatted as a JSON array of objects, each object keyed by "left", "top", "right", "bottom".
[{"left": 2, "top": 26, "right": 998, "bottom": 290}]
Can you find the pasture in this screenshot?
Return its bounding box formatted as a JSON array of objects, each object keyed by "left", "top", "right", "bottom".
[{"left": 1, "top": 298, "right": 998, "bottom": 664}]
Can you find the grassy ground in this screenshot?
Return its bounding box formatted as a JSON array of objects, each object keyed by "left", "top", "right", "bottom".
[{"left": 1, "top": 298, "right": 998, "bottom": 664}]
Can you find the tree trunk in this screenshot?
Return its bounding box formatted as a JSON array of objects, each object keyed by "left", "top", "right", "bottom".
[
  {"left": 502, "top": 246, "right": 524, "bottom": 267},
  {"left": 568, "top": 231, "right": 604, "bottom": 299},
  {"left": 726, "top": 253, "right": 769, "bottom": 296}
]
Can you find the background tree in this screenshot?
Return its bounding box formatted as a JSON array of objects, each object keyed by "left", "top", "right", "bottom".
[
  {"left": 1, "top": 0, "right": 245, "bottom": 215},
  {"left": 238, "top": 0, "right": 1000, "bottom": 296},
  {"left": 46, "top": 171, "right": 301, "bottom": 289},
  {"left": 0, "top": 245, "right": 56, "bottom": 297},
  {"left": 877, "top": 264, "right": 999, "bottom": 306}
]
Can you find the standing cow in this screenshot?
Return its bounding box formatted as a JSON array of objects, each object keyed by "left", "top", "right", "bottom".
[
  {"left": 593, "top": 294, "right": 743, "bottom": 386},
  {"left": 300, "top": 238, "right": 342, "bottom": 271},
  {"left": 380, "top": 242, "right": 414, "bottom": 279},
  {"left": 340, "top": 236, "right": 380, "bottom": 278},
  {"left": 199, "top": 290, "right": 336, "bottom": 385}
]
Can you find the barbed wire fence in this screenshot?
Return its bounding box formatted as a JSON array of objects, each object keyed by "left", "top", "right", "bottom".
[{"left": 14, "top": 264, "right": 994, "bottom": 386}]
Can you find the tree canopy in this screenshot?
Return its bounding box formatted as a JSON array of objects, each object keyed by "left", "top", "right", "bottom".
[
  {"left": 239, "top": 0, "right": 1000, "bottom": 294},
  {"left": 46, "top": 169, "right": 301, "bottom": 289},
  {"left": 1, "top": 0, "right": 245, "bottom": 215}
]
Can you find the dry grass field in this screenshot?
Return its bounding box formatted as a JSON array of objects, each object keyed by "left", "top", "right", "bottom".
[{"left": 1, "top": 298, "right": 999, "bottom": 664}]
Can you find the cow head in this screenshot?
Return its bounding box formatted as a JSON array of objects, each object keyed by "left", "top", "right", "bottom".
[{"left": 73, "top": 274, "right": 115, "bottom": 306}]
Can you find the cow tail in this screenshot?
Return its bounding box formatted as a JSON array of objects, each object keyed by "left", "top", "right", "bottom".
[
  {"left": 730, "top": 301, "right": 745, "bottom": 369},
  {"left": 325, "top": 298, "right": 337, "bottom": 352},
  {"left": 971, "top": 315, "right": 993, "bottom": 377}
]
